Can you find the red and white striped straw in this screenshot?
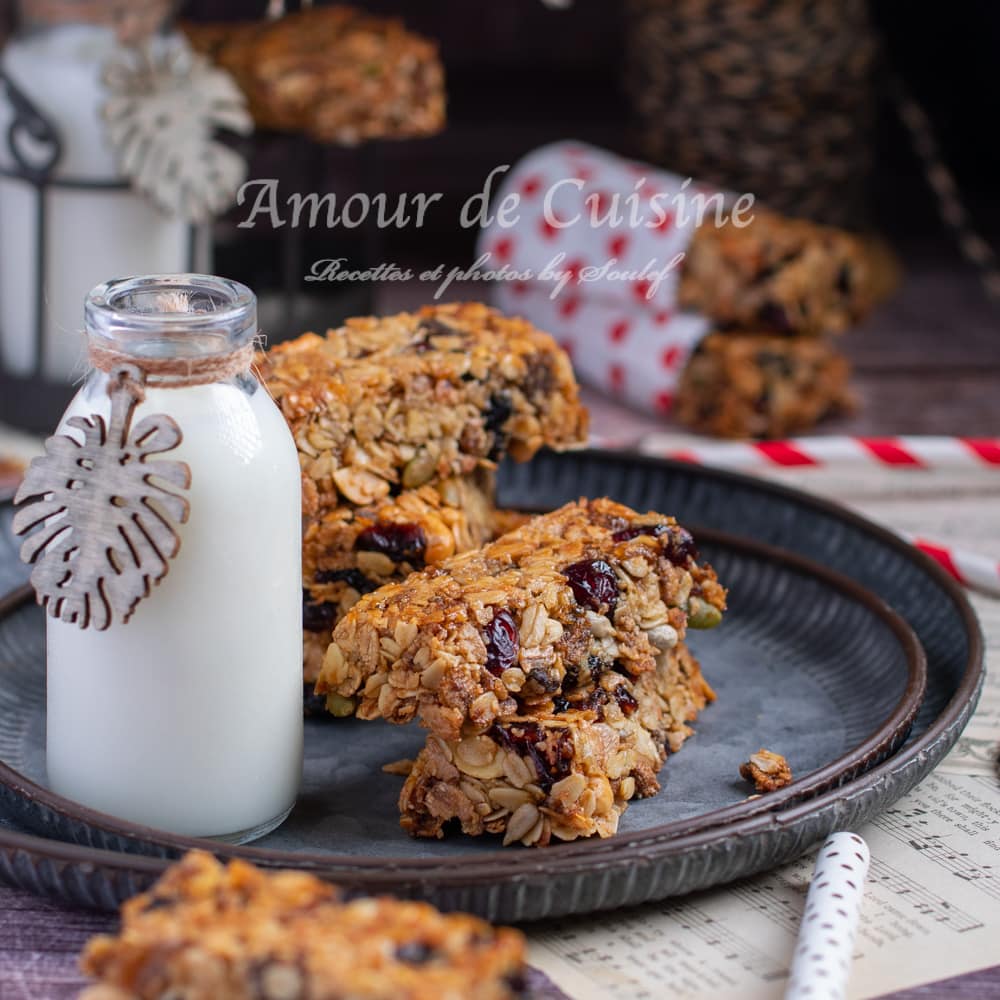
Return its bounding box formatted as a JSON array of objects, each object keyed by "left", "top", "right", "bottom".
[
  {"left": 633, "top": 434, "right": 1000, "bottom": 597},
  {"left": 901, "top": 533, "right": 1000, "bottom": 598},
  {"left": 639, "top": 435, "right": 1000, "bottom": 470}
]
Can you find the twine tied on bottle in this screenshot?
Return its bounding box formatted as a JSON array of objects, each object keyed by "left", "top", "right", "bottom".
[{"left": 87, "top": 341, "right": 256, "bottom": 390}]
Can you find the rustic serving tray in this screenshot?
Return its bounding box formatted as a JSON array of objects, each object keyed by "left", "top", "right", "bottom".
[{"left": 0, "top": 451, "right": 982, "bottom": 921}]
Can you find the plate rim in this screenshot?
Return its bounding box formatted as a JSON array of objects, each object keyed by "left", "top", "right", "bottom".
[{"left": 0, "top": 522, "right": 930, "bottom": 878}]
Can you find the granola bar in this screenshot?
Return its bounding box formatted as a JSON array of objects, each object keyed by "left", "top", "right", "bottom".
[
  {"left": 675, "top": 332, "right": 853, "bottom": 439},
  {"left": 317, "top": 498, "right": 726, "bottom": 740},
  {"left": 258, "top": 303, "right": 588, "bottom": 522},
  {"left": 399, "top": 709, "right": 663, "bottom": 846},
  {"left": 80, "top": 852, "right": 526, "bottom": 1000},
  {"left": 183, "top": 6, "right": 446, "bottom": 145},
  {"left": 397, "top": 639, "right": 715, "bottom": 846},
  {"left": 302, "top": 475, "right": 498, "bottom": 711},
  {"left": 678, "top": 210, "right": 874, "bottom": 336}
]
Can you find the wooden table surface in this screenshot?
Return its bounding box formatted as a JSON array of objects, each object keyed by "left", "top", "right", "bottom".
[{"left": 0, "top": 260, "right": 998, "bottom": 998}]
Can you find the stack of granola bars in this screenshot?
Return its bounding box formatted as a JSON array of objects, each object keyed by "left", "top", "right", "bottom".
[
  {"left": 259, "top": 302, "right": 588, "bottom": 712},
  {"left": 318, "top": 498, "right": 726, "bottom": 846},
  {"left": 262, "top": 304, "right": 727, "bottom": 846},
  {"left": 675, "top": 209, "right": 880, "bottom": 438}
]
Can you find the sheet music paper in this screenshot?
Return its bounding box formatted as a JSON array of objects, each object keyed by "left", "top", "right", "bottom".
[{"left": 528, "top": 467, "right": 1000, "bottom": 999}]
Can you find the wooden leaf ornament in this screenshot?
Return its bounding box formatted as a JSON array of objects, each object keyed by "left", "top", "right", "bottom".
[
  {"left": 12, "top": 365, "right": 191, "bottom": 631},
  {"left": 101, "top": 42, "right": 253, "bottom": 223}
]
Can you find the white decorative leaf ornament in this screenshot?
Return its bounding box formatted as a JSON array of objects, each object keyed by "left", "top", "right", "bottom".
[
  {"left": 101, "top": 42, "right": 253, "bottom": 222},
  {"left": 12, "top": 365, "right": 191, "bottom": 631}
]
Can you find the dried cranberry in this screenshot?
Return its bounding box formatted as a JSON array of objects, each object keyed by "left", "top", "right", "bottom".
[
  {"left": 614, "top": 685, "right": 639, "bottom": 716},
  {"left": 527, "top": 667, "right": 560, "bottom": 693},
  {"left": 484, "top": 392, "right": 513, "bottom": 433},
  {"left": 484, "top": 393, "right": 513, "bottom": 460},
  {"left": 490, "top": 721, "right": 573, "bottom": 791},
  {"left": 563, "top": 559, "right": 618, "bottom": 612},
  {"left": 756, "top": 302, "right": 793, "bottom": 334},
  {"left": 573, "top": 687, "right": 608, "bottom": 719},
  {"left": 523, "top": 359, "right": 555, "bottom": 399},
  {"left": 355, "top": 522, "right": 426, "bottom": 566},
  {"left": 484, "top": 609, "right": 519, "bottom": 677},
  {"left": 836, "top": 264, "right": 853, "bottom": 296},
  {"left": 613, "top": 523, "right": 660, "bottom": 543},
  {"left": 313, "top": 568, "right": 378, "bottom": 594},
  {"left": 302, "top": 594, "right": 336, "bottom": 633},
  {"left": 395, "top": 942, "right": 436, "bottom": 964},
  {"left": 611, "top": 523, "right": 697, "bottom": 565},
  {"left": 412, "top": 317, "right": 457, "bottom": 351},
  {"left": 664, "top": 527, "right": 698, "bottom": 564},
  {"left": 587, "top": 654, "right": 610, "bottom": 677}
]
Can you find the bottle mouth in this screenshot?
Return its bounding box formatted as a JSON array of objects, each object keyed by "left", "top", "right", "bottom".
[{"left": 86, "top": 274, "right": 257, "bottom": 361}]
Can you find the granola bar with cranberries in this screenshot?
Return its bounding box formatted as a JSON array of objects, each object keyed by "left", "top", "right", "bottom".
[
  {"left": 678, "top": 209, "right": 875, "bottom": 336},
  {"left": 258, "top": 303, "right": 588, "bottom": 522},
  {"left": 316, "top": 498, "right": 726, "bottom": 740},
  {"left": 675, "top": 332, "right": 854, "bottom": 439},
  {"left": 399, "top": 709, "right": 662, "bottom": 846},
  {"left": 80, "top": 852, "right": 526, "bottom": 1000}
]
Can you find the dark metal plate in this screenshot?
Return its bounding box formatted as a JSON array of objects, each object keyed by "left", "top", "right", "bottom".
[{"left": 0, "top": 451, "right": 981, "bottom": 920}]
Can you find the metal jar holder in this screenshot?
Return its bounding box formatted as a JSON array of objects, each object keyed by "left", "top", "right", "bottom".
[{"left": 0, "top": 69, "right": 207, "bottom": 432}]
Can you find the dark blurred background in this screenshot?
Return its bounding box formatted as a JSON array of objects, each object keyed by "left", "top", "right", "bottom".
[{"left": 173, "top": 0, "right": 1000, "bottom": 273}]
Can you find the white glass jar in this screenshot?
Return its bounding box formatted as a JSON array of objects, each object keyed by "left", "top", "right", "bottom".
[
  {"left": 0, "top": 2, "right": 205, "bottom": 382},
  {"left": 45, "top": 274, "right": 303, "bottom": 843}
]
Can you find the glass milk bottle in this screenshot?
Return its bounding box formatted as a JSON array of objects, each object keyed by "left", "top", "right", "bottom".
[{"left": 44, "top": 274, "right": 303, "bottom": 842}]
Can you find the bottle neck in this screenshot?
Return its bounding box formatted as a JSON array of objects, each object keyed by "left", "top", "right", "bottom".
[{"left": 85, "top": 274, "right": 257, "bottom": 388}]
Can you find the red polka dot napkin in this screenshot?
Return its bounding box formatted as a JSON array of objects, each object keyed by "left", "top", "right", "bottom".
[{"left": 476, "top": 141, "right": 712, "bottom": 414}]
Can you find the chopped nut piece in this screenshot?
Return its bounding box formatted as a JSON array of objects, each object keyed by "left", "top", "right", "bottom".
[
  {"left": 739, "top": 749, "right": 793, "bottom": 792},
  {"left": 382, "top": 758, "right": 415, "bottom": 776}
]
